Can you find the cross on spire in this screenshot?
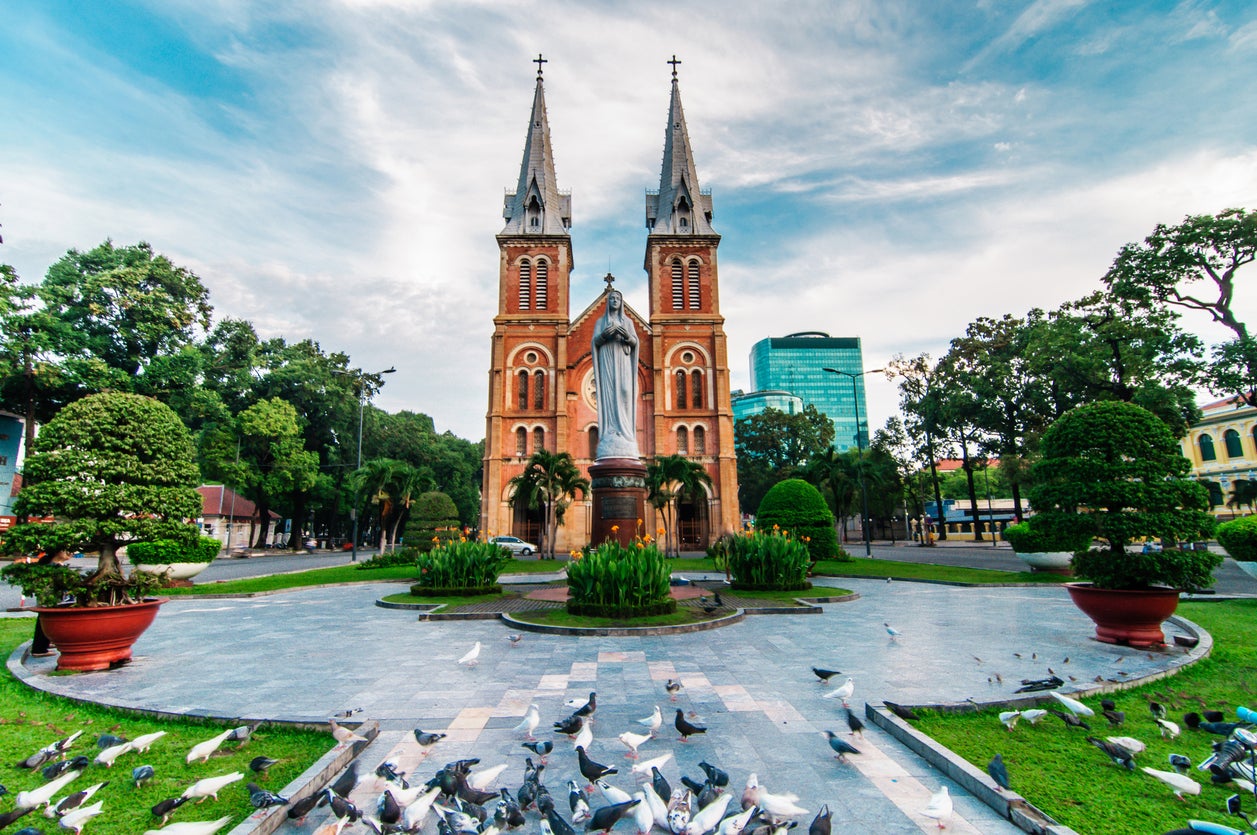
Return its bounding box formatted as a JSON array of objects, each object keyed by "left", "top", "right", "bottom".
[
  {"left": 603, "top": 272, "right": 616, "bottom": 292},
  {"left": 533, "top": 53, "right": 548, "bottom": 79},
  {"left": 668, "top": 55, "right": 681, "bottom": 78}
]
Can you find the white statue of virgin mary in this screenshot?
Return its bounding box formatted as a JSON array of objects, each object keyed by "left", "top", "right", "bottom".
[{"left": 591, "top": 289, "right": 640, "bottom": 459}]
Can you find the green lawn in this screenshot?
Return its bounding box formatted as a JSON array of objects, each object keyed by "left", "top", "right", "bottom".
[
  {"left": 0, "top": 619, "right": 331, "bottom": 834},
  {"left": 813, "top": 557, "right": 1064, "bottom": 585},
  {"left": 913, "top": 599, "right": 1257, "bottom": 835}
]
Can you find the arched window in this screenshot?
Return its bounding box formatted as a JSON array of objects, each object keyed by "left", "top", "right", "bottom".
[
  {"left": 675, "top": 370, "right": 687, "bottom": 409},
  {"left": 693, "top": 426, "right": 706, "bottom": 455},
  {"left": 687, "top": 260, "right": 700, "bottom": 309},
  {"left": 535, "top": 260, "right": 548, "bottom": 309},
  {"left": 1199, "top": 434, "right": 1217, "bottom": 462},
  {"left": 1225, "top": 428, "right": 1244, "bottom": 458},
  {"left": 677, "top": 426, "right": 689, "bottom": 455},
  {"left": 533, "top": 370, "right": 545, "bottom": 410},
  {"left": 519, "top": 260, "right": 532, "bottom": 310},
  {"left": 517, "top": 370, "right": 529, "bottom": 410},
  {"left": 1207, "top": 480, "right": 1224, "bottom": 507},
  {"left": 588, "top": 427, "right": 599, "bottom": 459},
  {"left": 671, "top": 259, "right": 684, "bottom": 309},
  {"left": 515, "top": 427, "right": 527, "bottom": 457},
  {"left": 691, "top": 369, "right": 703, "bottom": 409},
  {"left": 533, "top": 427, "right": 545, "bottom": 452}
]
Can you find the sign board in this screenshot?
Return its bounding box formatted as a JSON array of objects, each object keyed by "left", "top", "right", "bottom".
[{"left": 0, "top": 416, "right": 21, "bottom": 517}]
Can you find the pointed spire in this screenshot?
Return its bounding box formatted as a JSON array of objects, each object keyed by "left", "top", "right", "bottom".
[
  {"left": 646, "top": 57, "right": 714, "bottom": 236},
  {"left": 503, "top": 57, "right": 571, "bottom": 236}
]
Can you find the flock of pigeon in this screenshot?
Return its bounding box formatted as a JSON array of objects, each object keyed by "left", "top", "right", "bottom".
[{"left": 0, "top": 722, "right": 270, "bottom": 834}]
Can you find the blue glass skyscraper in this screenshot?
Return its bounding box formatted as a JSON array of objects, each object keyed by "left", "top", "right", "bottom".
[{"left": 747, "top": 332, "right": 868, "bottom": 451}]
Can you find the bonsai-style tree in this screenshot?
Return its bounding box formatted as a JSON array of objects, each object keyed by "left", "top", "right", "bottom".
[
  {"left": 2, "top": 392, "right": 203, "bottom": 604},
  {"left": 1027, "top": 401, "right": 1217, "bottom": 590}
]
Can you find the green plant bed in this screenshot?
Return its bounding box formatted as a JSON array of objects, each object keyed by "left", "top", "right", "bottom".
[
  {"left": 501, "top": 558, "right": 572, "bottom": 574},
  {"left": 812, "top": 557, "right": 1066, "bottom": 584},
  {"left": 512, "top": 606, "right": 710, "bottom": 629},
  {"left": 0, "top": 619, "right": 329, "bottom": 834},
  {"left": 167, "top": 564, "right": 419, "bottom": 595},
  {"left": 409, "top": 584, "right": 502, "bottom": 597},
  {"left": 913, "top": 599, "right": 1257, "bottom": 835},
  {"left": 730, "top": 580, "right": 813, "bottom": 593},
  {"left": 565, "top": 600, "right": 677, "bottom": 619}
]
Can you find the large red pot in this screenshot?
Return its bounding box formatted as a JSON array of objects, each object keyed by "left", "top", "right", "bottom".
[
  {"left": 34, "top": 599, "right": 166, "bottom": 672},
  {"left": 1065, "top": 583, "right": 1180, "bottom": 648}
]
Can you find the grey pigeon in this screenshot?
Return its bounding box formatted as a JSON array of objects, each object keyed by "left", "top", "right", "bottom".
[
  {"left": 132, "top": 764, "right": 155, "bottom": 787},
  {"left": 377, "top": 789, "right": 401, "bottom": 825},
  {"left": 287, "top": 789, "right": 329, "bottom": 823},
  {"left": 650, "top": 767, "right": 670, "bottom": 804},
  {"left": 586, "top": 798, "right": 639, "bottom": 833},
  {"left": 844, "top": 708, "right": 865, "bottom": 737},
  {"left": 1047, "top": 709, "right": 1089, "bottom": 730},
  {"left": 547, "top": 807, "right": 579, "bottom": 835},
  {"left": 330, "top": 761, "right": 360, "bottom": 798},
  {"left": 1086, "top": 737, "right": 1136, "bottom": 770},
  {"left": 987, "top": 754, "right": 1011, "bottom": 791},
  {"left": 522, "top": 740, "right": 554, "bottom": 758},
  {"left": 248, "top": 781, "right": 290, "bottom": 808},
  {"left": 698, "top": 761, "right": 729, "bottom": 788},
  {"left": 415, "top": 729, "right": 447, "bottom": 747},
  {"left": 824, "top": 730, "right": 860, "bottom": 761},
  {"left": 249, "top": 755, "right": 279, "bottom": 775}
]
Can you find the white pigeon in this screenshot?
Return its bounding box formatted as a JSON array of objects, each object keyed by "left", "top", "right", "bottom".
[
  {"left": 467, "top": 763, "right": 509, "bottom": 791},
  {"left": 186, "top": 729, "right": 235, "bottom": 763},
  {"left": 922, "top": 786, "right": 952, "bottom": 829},
  {"left": 716, "top": 804, "right": 758, "bottom": 835},
  {"left": 1107, "top": 736, "right": 1146, "bottom": 755},
  {"left": 17, "top": 770, "right": 82, "bottom": 811},
  {"left": 458, "top": 642, "right": 481, "bottom": 667},
  {"left": 329, "top": 720, "right": 367, "bottom": 746},
  {"left": 573, "top": 721, "right": 593, "bottom": 751},
  {"left": 686, "top": 792, "right": 733, "bottom": 835},
  {"left": 597, "top": 778, "right": 633, "bottom": 804},
  {"left": 1155, "top": 718, "right": 1181, "bottom": 739},
  {"left": 182, "top": 771, "right": 243, "bottom": 802},
  {"left": 95, "top": 741, "right": 134, "bottom": 768},
  {"left": 642, "top": 779, "right": 670, "bottom": 828},
  {"left": 618, "top": 731, "right": 652, "bottom": 759},
  {"left": 743, "top": 774, "right": 806, "bottom": 822},
  {"left": 998, "top": 711, "right": 1021, "bottom": 731},
  {"left": 630, "top": 791, "right": 655, "bottom": 835},
  {"left": 1021, "top": 709, "right": 1048, "bottom": 725},
  {"left": 402, "top": 787, "right": 441, "bottom": 831},
  {"left": 637, "top": 705, "right": 663, "bottom": 737},
  {"left": 129, "top": 731, "right": 167, "bottom": 753},
  {"left": 513, "top": 704, "right": 541, "bottom": 740},
  {"left": 46, "top": 781, "right": 110, "bottom": 818},
  {"left": 822, "top": 677, "right": 855, "bottom": 706},
  {"left": 142, "top": 818, "right": 232, "bottom": 835},
  {"left": 58, "top": 799, "right": 103, "bottom": 834},
  {"left": 1049, "top": 691, "right": 1095, "bottom": 717},
  {"left": 884, "top": 622, "right": 901, "bottom": 641},
  {"left": 630, "top": 752, "right": 673, "bottom": 776},
  {"left": 1142, "top": 766, "right": 1200, "bottom": 798}
]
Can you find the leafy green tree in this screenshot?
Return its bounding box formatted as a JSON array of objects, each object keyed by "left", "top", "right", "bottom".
[
  {"left": 803, "top": 448, "right": 857, "bottom": 542},
  {"left": 0, "top": 393, "right": 203, "bottom": 596},
  {"left": 508, "top": 450, "right": 589, "bottom": 558},
  {"left": 645, "top": 455, "right": 713, "bottom": 557},
  {"left": 888, "top": 353, "right": 952, "bottom": 539},
  {"left": 734, "top": 405, "right": 835, "bottom": 515},
  {"left": 225, "top": 398, "right": 319, "bottom": 548}
]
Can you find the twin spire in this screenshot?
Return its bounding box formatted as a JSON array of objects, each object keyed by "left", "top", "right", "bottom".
[{"left": 501, "top": 55, "right": 713, "bottom": 237}]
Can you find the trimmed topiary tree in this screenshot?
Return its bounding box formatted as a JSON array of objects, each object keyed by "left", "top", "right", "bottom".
[
  {"left": 404, "top": 491, "right": 461, "bottom": 553},
  {"left": 755, "top": 478, "right": 841, "bottom": 561},
  {"left": 1216, "top": 516, "right": 1257, "bottom": 561}
]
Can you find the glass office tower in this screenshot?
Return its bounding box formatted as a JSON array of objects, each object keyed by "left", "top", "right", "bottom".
[{"left": 747, "top": 332, "right": 867, "bottom": 451}]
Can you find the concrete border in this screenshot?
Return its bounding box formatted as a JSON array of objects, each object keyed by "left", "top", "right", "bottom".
[{"left": 500, "top": 609, "right": 747, "bottom": 636}]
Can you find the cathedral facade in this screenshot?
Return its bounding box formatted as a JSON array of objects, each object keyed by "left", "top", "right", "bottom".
[{"left": 478, "top": 65, "right": 740, "bottom": 553}]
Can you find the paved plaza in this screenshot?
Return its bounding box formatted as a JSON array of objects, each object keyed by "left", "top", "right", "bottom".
[{"left": 7, "top": 551, "right": 1245, "bottom": 834}]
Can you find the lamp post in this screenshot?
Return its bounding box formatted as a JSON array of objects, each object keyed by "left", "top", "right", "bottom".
[
  {"left": 823, "top": 366, "right": 883, "bottom": 557},
  {"left": 340, "top": 366, "right": 396, "bottom": 562}
]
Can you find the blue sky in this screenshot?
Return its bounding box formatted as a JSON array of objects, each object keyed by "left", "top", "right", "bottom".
[{"left": 3, "top": 0, "right": 1257, "bottom": 440}]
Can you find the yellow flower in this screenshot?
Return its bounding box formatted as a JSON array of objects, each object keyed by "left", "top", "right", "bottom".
[
  {"left": 636, "top": 542, "right": 644, "bottom": 549},
  {"left": 803, "top": 536, "right": 811, "bottom": 542},
  {"left": 643, "top": 534, "right": 653, "bottom": 543},
  {"left": 658, "top": 527, "right": 666, "bottom": 536},
  {"left": 431, "top": 536, "right": 439, "bottom": 542},
  {"left": 637, "top": 518, "right": 644, "bottom": 525},
  {"left": 773, "top": 524, "right": 780, "bottom": 530},
  {"left": 611, "top": 525, "right": 620, "bottom": 533}
]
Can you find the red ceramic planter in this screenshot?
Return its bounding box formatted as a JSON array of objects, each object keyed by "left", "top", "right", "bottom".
[
  {"left": 34, "top": 599, "right": 166, "bottom": 672},
  {"left": 1065, "top": 583, "right": 1180, "bottom": 648}
]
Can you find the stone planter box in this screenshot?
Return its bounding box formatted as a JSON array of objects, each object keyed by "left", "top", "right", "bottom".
[
  {"left": 133, "top": 562, "right": 213, "bottom": 582},
  {"left": 1014, "top": 551, "right": 1073, "bottom": 573}
]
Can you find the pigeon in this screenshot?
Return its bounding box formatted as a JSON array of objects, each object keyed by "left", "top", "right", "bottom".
[
  {"left": 329, "top": 720, "right": 367, "bottom": 746},
  {"left": 181, "top": 772, "right": 243, "bottom": 803},
  {"left": 618, "top": 731, "right": 651, "bottom": 759},
  {"left": 523, "top": 740, "right": 554, "bottom": 760},
  {"left": 884, "top": 701, "right": 919, "bottom": 721},
  {"left": 1049, "top": 691, "right": 1094, "bottom": 717},
  {"left": 675, "top": 710, "right": 707, "bottom": 742},
  {"left": 573, "top": 721, "right": 594, "bottom": 751},
  {"left": 577, "top": 747, "right": 617, "bottom": 787},
  {"left": 567, "top": 693, "right": 597, "bottom": 717},
  {"left": 95, "top": 734, "right": 127, "bottom": 750},
  {"left": 812, "top": 668, "right": 841, "bottom": 683},
  {"left": 133, "top": 765, "right": 155, "bottom": 787},
  {"left": 1199, "top": 721, "right": 1243, "bottom": 736},
  {"left": 57, "top": 799, "right": 103, "bottom": 834},
  {"left": 884, "top": 622, "right": 901, "bottom": 641},
  {"left": 0, "top": 809, "right": 34, "bottom": 830},
  {"left": 844, "top": 708, "right": 865, "bottom": 737},
  {"left": 1202, "top": 709, "right": 1226, "bottom": 723},
  {"left": 1087, "top": 737, "right": 1136, "bottom": 770},
  {"left": 637, "top": 706, "right": 663, "bottom": 736},
  {"left": 458, "top": 642, "right": 482, "bottom": 667},
  {"left": 665, "top": 680, "right": 683, "bottom": 701},
  {"left": 414, "top": 729, "right": 447, "bottom": 747},
  {"left": 15, "top": 748, "right": 56, "bottom": 770},
  {"left": 1169, "top": 753, "right": 1192, "bottom": 773},
  {"left": 1021, "top": 709, "right": 1047, "bottom": 725},
  {"left": 330, "top": 762, "right": 360, "bottom": 798},
  {"left": 998, "top": 711, "right": 1021, "bottom": 732},
  {"left": 508, "top": 634, "right": 523, "bottom": 648},
  {"left": 807, "top": 806, "right": 830, "bottom": 835},
  {"left": 1046, "top": 709, "right": 1089, "bottom": 730},
  {"left": 717, "top": 804, "right": 758, "bottom": 835},
  {"left": 630, "top": 791, "right": 655, "bottom": 835},
  {"left": 1149, "top": 701, "right": 1167, "bottom": 720},
  {"left": 130, "top": 731, "right": 167, "bottom": 752},
  {"left": 514, "top": 705, "right": 541, "bottom": 740},
  {"left": 142, "top": 817, "right": 232, "bottom": 835},
  {"left": 822, "top": 678, "right": 854, "bottom": 706},
  {"left": 921, "top": 786, "right": 952, "bottom": 830},
  {"left": 403, "top": 787, "right": 442, "bottom": 830},
  {"left": 554, "top": 714, "right": 585, "bottom": 736},
  {"left": 1155, "top": 718, "right": 1181, "bottom": 739},
  {"left": 630, "top": 753, "right": 673, "bottom": 777},
  {"left": 48, "top": 731, "right": 84, "bottom": 755},
  {"left": 568, "top": 781, "right": 592, "bottom": 823},
  {"left": 287, "top": 790, "right": 329, "bottom": 824},
  {"left": 95, "top": 740, "right": 134, "bottom": 767},
  {"left": 598, "top": 779, "right": 633, "bottom": 805},
  {"left": 151, "top": 796, "right": 189, "bottom": 825},
  {"left": 1106, "top": 736, "right": 1146, "bottom": 755},
  {"left": 546, "top": 808, "right": 579, "bottom": 835},
  {"left": 375, "top": 760, "right": 407, "bottom": 787},
  {"left": 227, "top": 724, "right": 258, "bottom": 744},
  {"left": 1141, "top": 766, "right": 1201, "bottom": 798},
  {"left": 468, "top": 763, "right": 509, "bottom": 792},
  {"left": 186, "top": 729, "right": 235, "bottom": 763},
  {"left": 742, "top": 774, "right": 806, "bottom": 822},
  {"left": 16, "top": 770, "right": 82, "bottom": 811},
  {"left": 248, "top": 782, "right": 290, "bottom": 809},
  {"left": 249, "top": 755, "right": 279, "bottom": 775},
  {"left": 823, "top": 731, "right": 860, "bottom": 762},
  {"left": 377, "top": 790, "right": 402, "bottom": 826},
  {"left": 45, "top": 757, "right": 89, "bottom": 780},
  {"left": 1102, "top": 709, "right": 1126, "bottom": 727},
  {"left": 987, "top": 754, "right": 1010, "bottom": 791},
  {"left": 697, "top": 762, "right": 729, "bottom": 789},
  {"left": 685, "top": 792, "right": 732, "bottom": 835}
]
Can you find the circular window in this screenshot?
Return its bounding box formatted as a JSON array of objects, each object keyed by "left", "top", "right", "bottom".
[
  {"left": 681, "top": 351, "right": 695, "bottom": 364},
  {"left": 525, "top": 351, "right": 538, "bottom": 364},
  {"left": 582, "top": 369, "right": 597, "bottom": 409}
]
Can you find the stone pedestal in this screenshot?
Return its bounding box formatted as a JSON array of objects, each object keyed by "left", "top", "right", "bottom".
[{"left": 589, "top": 458, "right": 647, "bottom": 547}]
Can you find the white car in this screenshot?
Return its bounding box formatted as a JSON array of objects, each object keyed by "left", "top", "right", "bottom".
[{"left": 490, "top": 535, "right": 537, "bottom": 556}]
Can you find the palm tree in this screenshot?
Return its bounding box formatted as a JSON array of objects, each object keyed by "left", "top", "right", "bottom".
[
  {"left": 387, "top": 462, "right": 435, "bottom": 547},
  {"left": 508, "top": 450, "right": 589, "bottom": 558},
  {"left": 646, "top": 455, "right": 713, "bottom": 556},
  {"left": 805, "top": 449, "right": 859, "bottom": 542},
  {"left": 350, "top": 457, "right": 404, "bottom": 553}
]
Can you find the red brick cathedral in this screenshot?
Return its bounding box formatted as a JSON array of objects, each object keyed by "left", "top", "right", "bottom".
[{"left": 479, "top": 62, "right": 740, "bottom": 553}]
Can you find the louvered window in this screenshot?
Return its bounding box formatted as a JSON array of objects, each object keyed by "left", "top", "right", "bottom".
[
  {"left": 693, "top": 426, "right": 706, "bottom": 455},
  {"left": 675, "top": 370, "right": 687, "bottom": 409},
  {"left": 691, "top": 370, "right": 703, "bottom": 409},
  {"left": 535, "top": 260, "right": 548, "bottom": 309},
  {"left": 677, "top": 427, "right": 689, "bottom": 455},
  {"left": 518, "top": 371, "right": 529, "bottom": 410},
  {"left": 534, "top": 370, "right": 545, "bottom": 409},
  {"left": 519, "top": 260, "right": 532, "bottom": 309},
  {"left": 687, "top": 261, "right": 700, "bottom": 309},
  {"left": 671, "top": 260, "right": 684, "bottom": 309}
]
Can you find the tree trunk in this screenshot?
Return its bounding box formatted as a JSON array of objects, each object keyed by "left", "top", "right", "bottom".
[
  {"left": 925, "top": 430, "right": 946, "bottom": 540},
  {"left": 960, "top": 440, "right": 983, "bottom": 542},
  {"left": 253, "top": 497, "right": 272, "bottom": 548},
  {"left": 288, "top": 491, "right": 308, "bottom": 550},
  {"left": 1012, "top": 482, "right": 1024, "bottom": 523}
]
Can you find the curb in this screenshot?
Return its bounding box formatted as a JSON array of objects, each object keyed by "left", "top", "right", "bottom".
[{"left": 500, "top": 609, "right": 746, "bottom": 636}]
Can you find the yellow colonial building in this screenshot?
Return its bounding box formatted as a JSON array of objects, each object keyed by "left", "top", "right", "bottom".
[{"left": 1181, "top": 396, "right": 1257, "bottom": 515}]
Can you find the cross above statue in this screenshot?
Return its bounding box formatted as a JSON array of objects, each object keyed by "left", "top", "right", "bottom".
[
  {"left": 603, "top": 272, "right": 616, "bottom": 292},
  {"left": 668, "top": 55, "right": 681, "bottom": 78},
  {"left": 534, "top": 53, "right": 548, "bottom": 79}
]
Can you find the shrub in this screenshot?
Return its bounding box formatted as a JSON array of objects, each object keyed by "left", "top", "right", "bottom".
[
  {"left": 1071, "top": 547, "right": 1221, "bottom": 592},
  {"left": 411, "top": 539, "right": 508, "bottom": 595},
  {"left": 1216, "top": 516, "right": 1257, "bottom": 561},
  {"left": 404, "top": 491, "right": 462, "bottom": 553},
  {"left": 724, "top": 529, "right": 812, "bottom": 591},
  {"left": 356, "top": 547, "right": 420, "bottom": 570},
  {"left": 755, "top": 479, "right": 840, "bottom": 561},
  {"left": 565, "top": 541, "right": 675, "bottom": 618},
  {"left": 127, "top": 536, "right": 222, "bottom": 565},
  {"left": 1002, "top": 517, "right": 1092, "bottom": 554}
]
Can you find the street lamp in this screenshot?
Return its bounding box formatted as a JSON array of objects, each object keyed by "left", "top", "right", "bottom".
[
  {"left": 339, "top": 366, "right": 396, "bottom": 561},
  {"left": 823, "top": 366, "right": 884, "bottom": 557}
]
